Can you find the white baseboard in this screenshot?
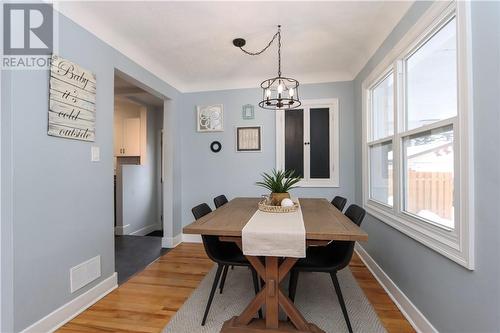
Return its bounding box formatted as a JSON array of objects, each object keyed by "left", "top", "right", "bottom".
[
  {"left": 355, "top": 244, "right": 438, "bottom": 333},
  {"left": 182, "top": 233, "right": 202, "bottom": 243},
  {"left": 161, "top": 233, "right": 202, "bottom": 248},
  {"left": 21, "top": 272, "right": 118, "bottom": 333},
  {"left": 162, "top": 233, "right": 182, "bottom": 248},
  {"left": 129, "top": 223, "right": 160, "bottom": 236},
  {"left": 114, "top": 224, "right": 130, "bottom": 235}
]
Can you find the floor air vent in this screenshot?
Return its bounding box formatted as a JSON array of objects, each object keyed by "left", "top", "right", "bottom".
[{"left": 70, "top": 255, "right": 101, "bottom": 293}]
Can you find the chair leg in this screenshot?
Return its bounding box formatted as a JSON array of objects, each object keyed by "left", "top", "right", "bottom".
[
  {"left": 219, "top": 265, "right": 229, "bottom": 294},
  {"left": 288, "top": 270, "right": 299, "bottom": 302},
  {"left": 251, "top": 268, "right": 263, "bottom": 319},
  {"left": 202, "top": 264, "right": 224, "bottom": 326},
  {"left": 330, "top": 272, "right": 353, "bottom": 333}
]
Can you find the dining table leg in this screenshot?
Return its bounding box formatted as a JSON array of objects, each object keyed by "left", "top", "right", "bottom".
[
  {"left": 221, "top": 254, "right": 325, "bottom": 333},
  {"left": 265, "top": 257, "right": 279, "bottom": 328}
]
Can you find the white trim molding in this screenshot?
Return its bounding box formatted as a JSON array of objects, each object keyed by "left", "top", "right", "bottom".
[
  {"left": 114, "top": 224, "right": 130, "bottom": 235},
  {"left": 161, "top": 233, "right": 182, "bottom": 248},
  {"left": 361, "top": 1, "right": 474, "bottom": 269},
  {"left": 355, "top": 245, "right": 438, "bottom": 333},
  {"left": 182, "top": 234, "right": 202, "bottom": 243},
  {"left": 21, "top": 273, "right": 117, "bottom": 333},
  {"left": 129, "top": 223, "right": 161, "bottom": 236},
  {"left": 162, "top": 234, "right": 202, "bottom": 248}
]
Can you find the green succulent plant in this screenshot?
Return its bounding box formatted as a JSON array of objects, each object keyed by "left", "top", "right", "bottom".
[{"left": 256, "top": 169, "right": 301, "bottom": 193}]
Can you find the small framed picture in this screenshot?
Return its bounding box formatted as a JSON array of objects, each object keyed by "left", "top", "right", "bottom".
[
  {"left": 197, "top": 104, "right": 223, "bottom": 132},
  {"left": 242, "top": 104, "right": 255, "bottom": 120},
  {"left": 236, "top": 126, "right": 262, "bottom": 152}
]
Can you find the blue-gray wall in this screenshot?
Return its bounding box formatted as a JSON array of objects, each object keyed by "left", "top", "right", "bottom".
[
  {"left": 2, "top": 2, "right": 499, "bottom": 332},
  {"left": 353, "top": 2, "right": 500, "bottom": 332},
  {"left": 179, "top": 82, "right": 354, "bottom": 229},
  {"left": 1, "top": 12, "right": 181, "bottom": 332}
]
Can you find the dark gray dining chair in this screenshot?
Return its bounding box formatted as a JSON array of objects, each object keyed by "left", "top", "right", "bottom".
[
  {"left": 288, "top": 204, "right": 366, "bottom": 333},
  {"left": 191, "top": 203, "right": 261, "bottom": 325},
  {"left": 331, "top": 196, "right": 347, "bottom": 212},
  {"left": 213, "top": 195, "right": 228, "bottom": 209}
]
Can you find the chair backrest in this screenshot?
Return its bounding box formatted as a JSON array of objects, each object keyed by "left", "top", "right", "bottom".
[
  {"left": 327, "top": 204, "right": 366, "bottom": 270},
  {"left": 344, "top": 204, "right": 366, "bottom": 226},
  {"left": 331, "top": 196, "right": 347, "bottom": 212},
  {"left": 191, "top": 203, "right": 212, "bottom": 220},
  {"left": 213, "top": 195, "right": 228, "bottom": 209}
]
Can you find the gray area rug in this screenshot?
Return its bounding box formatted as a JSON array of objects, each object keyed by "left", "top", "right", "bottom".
[{"left": 163, "top": 266, "right": 387, "bottom": 333}]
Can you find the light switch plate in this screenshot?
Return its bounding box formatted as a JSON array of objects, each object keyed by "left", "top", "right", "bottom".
[{"left": 91, "top": 146, "right": 100, "bottom": 162}]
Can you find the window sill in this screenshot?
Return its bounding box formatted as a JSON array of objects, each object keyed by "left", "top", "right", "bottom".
[
  {"left": 297, "top": 180, "right": 339, "bottom": 188},
  {"left": 364, "top": 201, "right": 473, "bottom": 270}
]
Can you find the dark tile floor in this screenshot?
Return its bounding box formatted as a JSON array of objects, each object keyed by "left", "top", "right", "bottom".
[
  {"left": 115, "top": 235, "right": 169, "bottom": 284},
  {"left": 145, "top": 230, "right": 164, "bottom": 237}
]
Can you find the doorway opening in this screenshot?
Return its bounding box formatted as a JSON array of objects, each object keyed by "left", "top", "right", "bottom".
[{"left": 113, "top": 73, "right": 168, "bottom": 284}]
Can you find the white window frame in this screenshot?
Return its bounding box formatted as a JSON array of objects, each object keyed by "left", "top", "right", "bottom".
[
  {"left": 362, "top": 1, "right": 474, "bottom": 269},
  {"left": 367, "top": 68, "right": 394, "bottom": 207},
  {"left": 276, "top": 98, "right": 340, "bottom": 187}
]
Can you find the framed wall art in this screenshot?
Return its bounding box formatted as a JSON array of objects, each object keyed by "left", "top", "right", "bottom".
[
  {"left": 236, "top": 126, "right": 262, "bottom": 152},
  {"left": 242, "top": 104, "right": 255, "bottom": 120},
  {"left": 197, "top": 104, "right": 223, "bottom": 132}
]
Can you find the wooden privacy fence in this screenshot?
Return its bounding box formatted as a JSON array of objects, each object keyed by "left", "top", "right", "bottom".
[{"left": 406, "top": 170, "right": 453, "bottom": 219}]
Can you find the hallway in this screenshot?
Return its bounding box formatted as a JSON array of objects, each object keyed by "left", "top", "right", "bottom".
[{"left": 115, "top": 235, "right": 169, "bottom": 284}]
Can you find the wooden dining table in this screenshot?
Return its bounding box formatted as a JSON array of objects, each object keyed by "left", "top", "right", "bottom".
[{"left": 183, "top": 197, "right": 368, "bottom": 333}]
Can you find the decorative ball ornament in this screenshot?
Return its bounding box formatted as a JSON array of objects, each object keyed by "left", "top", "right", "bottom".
[{"left": 281, "top": 198, "right": 294, "bottom": 207}]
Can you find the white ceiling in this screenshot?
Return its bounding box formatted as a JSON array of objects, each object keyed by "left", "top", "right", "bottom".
[{"left": 57, "top": 1, "right": 413, "bottom": 92}]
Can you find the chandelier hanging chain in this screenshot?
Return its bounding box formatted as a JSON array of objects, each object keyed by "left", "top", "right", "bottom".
[
  {"left": 233, "top": 25, "right": 300, "bottom": 110},
  {"left": 237, "top": 26, "right": 282, "bottom": 77}
]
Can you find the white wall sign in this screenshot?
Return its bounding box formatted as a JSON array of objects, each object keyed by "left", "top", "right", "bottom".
[{"left": 48, "top": 54, "right": 96, "bottom": 141}]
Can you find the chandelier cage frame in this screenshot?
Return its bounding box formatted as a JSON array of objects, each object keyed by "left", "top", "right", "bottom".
[{"left": 234, "top": 25, "right": 301, "bottom": 110}]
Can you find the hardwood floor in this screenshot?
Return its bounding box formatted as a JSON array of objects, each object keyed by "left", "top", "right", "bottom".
[
  {"left": 58, "top": 243, "right": 414, "bottom": 333},
  {"left": 349, "top": 254, "right": 415, "bottom": 333}
]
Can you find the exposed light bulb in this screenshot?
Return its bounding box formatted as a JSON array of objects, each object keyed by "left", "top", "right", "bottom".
[
  {"left": 277, "top": 84, "right": 283, "bottom": 94},
  {"left": 289, "top": 88, "right": 294, "bottom": 97}
]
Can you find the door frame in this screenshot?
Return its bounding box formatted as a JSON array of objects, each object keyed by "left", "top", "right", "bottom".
[{"left": 113, "top": 69, "right": 175, "bottom": 246}]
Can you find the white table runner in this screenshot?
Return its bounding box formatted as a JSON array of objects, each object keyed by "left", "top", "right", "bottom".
[{"left": 242, "top": 200, "right": 306, "bottom": 258}]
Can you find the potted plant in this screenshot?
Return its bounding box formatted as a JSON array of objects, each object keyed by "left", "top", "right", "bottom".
[{"left": 256, "top": 169, "right": 301, "bottom": 206}]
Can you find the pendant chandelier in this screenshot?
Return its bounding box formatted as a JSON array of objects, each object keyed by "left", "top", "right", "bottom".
[{"left": 233, "top": 25, "right": 301, "bottom": 110}]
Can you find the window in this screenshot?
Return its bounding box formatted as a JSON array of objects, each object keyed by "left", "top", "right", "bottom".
[
  {"left": 276, "top": 99, "right": 339, "bottom": 187},
  {"left": 368, "top": 71, "right": 395, "bottom": 206},
  {"left": 401, "top": 17, "right": 457, "bottom": 230},
  {"left": 369, "top": 141, "right": 393, "bottom": 206},
  {"left": 362, "top": 2, "right": 474, "bottom": 269},
  {"left": 403, "top": 125, "right": 454, "bottom": 228},
  {"left": 406, "top": 18, "right": 457, "bottom": 130},
  {"left": 371, "top": 72, "right": 394, "bottom": 140}
]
